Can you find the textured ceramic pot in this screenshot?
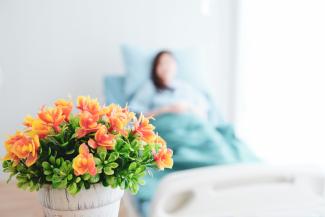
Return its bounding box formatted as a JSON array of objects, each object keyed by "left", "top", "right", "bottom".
[{"left": 38, "top": 184, "right": 124, "bottom": 217}]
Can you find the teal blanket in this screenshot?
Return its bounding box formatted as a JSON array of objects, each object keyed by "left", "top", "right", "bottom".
[{"left": 135, "top": 113, "right": 258, "bottom": 214}]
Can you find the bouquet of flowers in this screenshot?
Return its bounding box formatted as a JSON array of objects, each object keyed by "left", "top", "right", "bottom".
[{"left": 2, "top": 96, "right": 173, "bottom": 195}]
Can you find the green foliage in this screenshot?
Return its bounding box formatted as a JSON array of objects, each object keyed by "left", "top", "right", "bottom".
[
  {"left": 2, "top": 122, "right": 158, "bottom": 195},
  {"left": 3, "top": 160, "right": 42, "bottom": 192}
]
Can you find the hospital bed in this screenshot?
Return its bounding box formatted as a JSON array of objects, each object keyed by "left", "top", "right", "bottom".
[
  {"left": 104, "top": 75, "right": 325, "bottom": 217},
  {"left": 149, "top": 164, "right": 325, "bottom": 217}
]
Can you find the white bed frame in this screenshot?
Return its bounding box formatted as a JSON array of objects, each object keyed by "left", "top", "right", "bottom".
[{"left": 123, "top": 164, "right": 325, "bottom": 217}]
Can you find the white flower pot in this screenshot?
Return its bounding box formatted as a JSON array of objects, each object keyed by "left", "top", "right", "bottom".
[{"left": 38, "top": 184, "right": 124, "bottom": 217}]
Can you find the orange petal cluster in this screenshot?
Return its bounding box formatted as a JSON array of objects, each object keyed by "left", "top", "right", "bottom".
[
  {"left": 77, "top": 96, "right": 100, "bottom": 116},
  {"left": 155, "top": 135, "right": 167, "bottom": 149},
  {"left": 76, "top": 96, "right": 102, "bottom": 138},
  {"left": 31, "top": 118, "right": 52, "bottom": 138},
  {"left": 38, "top": 107, "right": 65, "bottom": 132},
  {"left": 88, "top": 125, "right": 116, "bottom": 150},
  {"left": 3, "top": 132, "right": 40, "bottom": 167},
  {"left": 133, "top": 114, "right": 156, "bottom": 143},
  {"left": 154, "top": 148, "right": 173, "bottom": 170},
  {"left": 54, "top": 99, "right": 73, "bottom": 121},
  {"left": 72, "top": 144, "right": 97, "bottom": 176},
  {"left": 76, "top": 111, "right": 99, "bottom": 138},
  {"left": 102, "top": 104, "right": 135, "bottom": 135}
]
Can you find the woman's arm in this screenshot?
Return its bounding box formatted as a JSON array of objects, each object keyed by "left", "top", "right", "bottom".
[{"left": 144, "top": 102, "right": 190, "bottom": 117}]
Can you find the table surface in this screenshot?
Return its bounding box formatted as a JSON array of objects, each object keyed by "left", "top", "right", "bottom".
[
  {"left": 0, "top": 182, "right": 127, "bottom": 217},
  {"left": 0, "top": 182, "right": 43, "bottom": 217}
]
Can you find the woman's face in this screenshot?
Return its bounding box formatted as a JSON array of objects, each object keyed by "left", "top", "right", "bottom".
[{"left": 156, "top": 53, "right": 177, "bottom": 85}]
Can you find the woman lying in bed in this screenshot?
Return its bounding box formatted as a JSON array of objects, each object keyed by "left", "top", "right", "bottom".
[
  {"left": 130, "top": 50, "right": 209, "bottom": 120},
  {"left": 129, "top": 50, "right": 258, "bottom": 216}
]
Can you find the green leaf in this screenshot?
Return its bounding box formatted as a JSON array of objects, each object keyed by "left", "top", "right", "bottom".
[
  {"left": 107, "top": 152, "right": 119, "bottom": 162},
  {"left": 82, "top": 173, "right": 91, "bottom": 181},
  {"left": 104, "top": 167, "right": 114, "bottom": 175},
  {"left": 84, "top": 181, "right": 90, "bottom": 189},
  {"left": 17, "top": 181, "right": 29, "bottom": 190},
  {"left": 94, "top": 157, "right": 101, "bottom": 165},
  {"left": 42, "top": 162, "right": 51, "bottom": 170},
  {"left": 53, "top": 168, "right": 61, "bottom": 174},
  {"left": 75, "top": 177, "right": 81, "bottom": 183},
  {"left": 67, "top": 174, "right": 73, "bottom": 181},
  {"left": 60, "top": 142, "right": 69, "bottom": 147},
  {"left": 49, "top": 156, "right": 55, "bottom": 165},
  {"left": 52, "top": 174, "right": 61, "bottom": 183},
  {"left": 46, "top": 175, "right": 52, "bottom": 182},
  {"left": 128, "top": 162, "right": 137, "bottom": 171},
  {"left": 96, "top": 164, "right": 103, "bottom": 173},
  {"left": 30, "top": 183, "right": 38, "bottom": 192},
  {"left": 108, "top": 162, "right": 118, "bottom": 169},
  {"left": 106, "top": 176, "right": 117, "bottom": 188},
  {"left": 135, "top": 165, "right": 146, "bottom": 174},
  {"left": 138, "top": 179, "right": 145, "bottom": 185},
  {"left": 97, "top": 147, "right": 107, "bottom": 161},
  {"left": 69, "top": 116, "right": 80, "bottom": 129},
  {"left": 120, "top": 180, "right": 126, "bottom": 189},
  {"left": 65, "top": 149, "right": 75, "bottom": 155},
  {"left": 89, "top": 174, "right": 100, "bottom": 183},
  {"left": 44, "top": 170, "right": 52, "bottom": 175},
  {"left": 56, "top": 158, "right": 61, "bottom": 167},
  {"left": 53, "top": 178, "right": 67, "bottom": 189},
  {"left": 2, "top": 160, "right": 10, "bottom": 168},
  {"left": 130, "top": 183, "right": 139, "bottom": 194},
  {"left": 67, "top": 183, "right": 78, "bottom": 195}
]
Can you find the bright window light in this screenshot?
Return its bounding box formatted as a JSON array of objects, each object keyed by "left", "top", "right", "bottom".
[{"left": 236, "top": 0, "right": 325, "bottom": 166}]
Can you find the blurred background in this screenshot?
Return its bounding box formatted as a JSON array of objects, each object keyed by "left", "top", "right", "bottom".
[
  {"left": 1, "top": 0, "right": 325, "bottom": 216},
  {"left": 1, "top": 0, "right": 325, "bottom": 173}
]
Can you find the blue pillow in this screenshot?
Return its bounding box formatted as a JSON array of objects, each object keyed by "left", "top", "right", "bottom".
[
  {"left": 103, "top": 75, "right": 126, "bottom": 106},
  {"left": 121, "top": 44, "right": 209, "bottom": 99}
]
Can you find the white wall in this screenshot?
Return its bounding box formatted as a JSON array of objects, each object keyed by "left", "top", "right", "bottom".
[
  {"left": 0, "top": 0, "right": 238, "bottom": 178},
  {"left": 236, "top": 0, "right": 325, "bottom": 166}
]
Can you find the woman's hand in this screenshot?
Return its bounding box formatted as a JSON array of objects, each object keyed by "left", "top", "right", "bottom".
[
  {"left": 144, "top": 102, "right": 189, "bottom": 117},
  {"left": 165, "top": 102, "right": 189, "bottom": 113}
]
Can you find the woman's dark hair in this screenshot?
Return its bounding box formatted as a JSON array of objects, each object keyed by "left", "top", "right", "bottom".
[{"left": 151, "top": 50, "right": 175, "bottom": 90}]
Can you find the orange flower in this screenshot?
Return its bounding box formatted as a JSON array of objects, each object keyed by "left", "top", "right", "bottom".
[
  {"left": 76, "top": 111, "right": 99, "bottom": 138},
  {"left": 88, "top": 125, "right": 116, "bottom": 150},
  {"left": 133, "top": 114, "right": 156, "bottom": 143},
  {"left": 154, "top": 147, "right": 173, "bottom": 170},
  {"left": 102, "top": 104, "right": 135, "bottom": 135},
  {"left": 3, "top": 132, "right": 40, "bottom": 167},
  {"left": 31, "top": 119, "right": 52, "bottom": 138},
  {"left": 77, "top": 96, "right": 101, "bottom": 116},
  {"left": 23, "top": 115, "right": 52, "bottom": 138},
  {"left": 55, "top": 99, "right": 73, "bottom": 121},
  {"left": 72, "top": 144, "right": 96, "bottom": 176},
  {"left": 154, "top": 135, "right": 167, "bottom": 149},
  {"left": 23, "top": 115, "right": 35, "bottom": 127},
  {"left": 38, "top": 106, "right": 65, "bottom": 132}
]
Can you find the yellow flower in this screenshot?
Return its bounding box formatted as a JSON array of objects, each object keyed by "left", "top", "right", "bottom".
[
  {"left": 31, "top": 118, "right": 52, "bottom": 138},
  {"left": 23, "top": 115, "right": 35, "bottom": 127}
]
